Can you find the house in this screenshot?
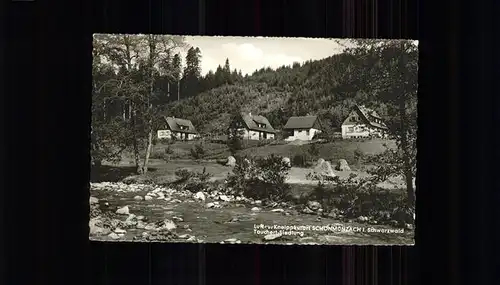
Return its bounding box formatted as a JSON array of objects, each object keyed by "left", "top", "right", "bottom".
[
  {"left": 283, "top": 115, "right": 323, "bottom": 141},
  {"left": 341, "top": 105, "right": 389, "bottom": 139},
  {"left": 157, "top": 116, "right": 199, "bottom": 140},
  {"left": 228, "top": 112, "right": 276, "bottom": 140}
]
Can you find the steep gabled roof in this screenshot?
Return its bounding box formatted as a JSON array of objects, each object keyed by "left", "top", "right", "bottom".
[
  {"left": 283, "top": 116, "right": 321, "bottom": 130},
  {"left": 342, "top": 105, "right": 388, "bottom": 129},
  {"left": 164, "top": 116, "right": 198, "bottom": 134},
  {"left": 239, "top": 112, "right": 276, "bottom": 133}
]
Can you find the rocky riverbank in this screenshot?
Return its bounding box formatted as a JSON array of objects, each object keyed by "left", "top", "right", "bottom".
[{"left": 89, "top": 182, "right": 414, "bottom": 245}]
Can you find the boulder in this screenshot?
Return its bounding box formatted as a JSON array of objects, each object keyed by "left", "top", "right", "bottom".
[
  {"left": 282, "top": 157, "right": 291, "bottom": 167},
  {"left": 108, "top": 232, "right": 121, "bottom": 240},
  {"left": 194, "top": 191, "right": 206, "bottom": 201},
  {"left": 312, "top": 160, "right": 336, "bottom": 178},
  {"left": 307, "top": 201, "right": 322, "bottom": 211},
  {"left": 89, "top": 218, "right": 110, "bottom": 235},
  {"left": 336, "top": 159, "right": 351, "bottom": 171},
  {"left": 89, "top": 196, "right": 99, "bottom": 205},
  {"left": 126, "top": 214, "right": 136, "bottom": 222},
  {"left": 133, "top": 196, "right": 143, "bottom": 201},
  {"left": 263, "top": 233, "right": 283, "bottom": 241},
  {"left": 218, "top": 195, "right": 230, "bottom": 202},
  {"left": 251, "top": 207, "right": 261, "bottom": 212},
  {"left": 114, "top": 228, "right": 127, "bottom": 234},
  {"left": 226, "top": 156, "right": 236, "bottom": 167},
  {"left": 136, "top": 221, "right": 146, "bottom": 229},
  {"left": 302, "top": 207, "right": 315, "bottom": 214},
  {"left": 159, "top": 219, "right": 177, "bottom": 231},
  {"left": 144, "top": 195, "right": 153, "bottom": 201},
  {"left": 116, "top": 206, "right": 130, "bottom": 215},
  {"left": 172, "top": 216, "right": 183, "bottom": 222},
  {"left": 271, "top": 208, "right": 285, "bottom": 213},
  {"left": 357, "top": 216, "right": 369, "bottom": 222}
]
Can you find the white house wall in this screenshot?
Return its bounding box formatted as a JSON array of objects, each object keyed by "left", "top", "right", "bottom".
[
  {"left": 239, "top": 128, "right": 275, "bottom": 140},
  {"left": 341, "top": 124, "right": 386, "bottom": 139},
  {"left": 285, "top": 128, "right": 320, "bottom": 141}
]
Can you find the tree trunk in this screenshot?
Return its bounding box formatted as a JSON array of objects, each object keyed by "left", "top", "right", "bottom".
[
  {"left": 128, "top": 102, "right": 132, "bottom": 120},
  {"left": 143, "top": 130, "right": 153, "bottom": 173},
  {"left": 103, "top": 100, "right": 107, "bottom": 121},
  {"left": 131, "top": 103, "right": 143, "bottom": 174},
  {"left": 122, "top": 101, "right": 126, "bottom": 120},
  {"left": 398, "top": 42, "right": 415, "bottom": 209},
  {"left": 399, "top": 102, "right": 415, "bottom": 208},
  {"left": 142, "top": 37, "right": 156, "bottom": 174}
]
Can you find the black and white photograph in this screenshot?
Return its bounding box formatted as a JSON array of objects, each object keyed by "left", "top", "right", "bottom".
[{"left": 90, "top": 35, "right": 417, "bottom": 245}]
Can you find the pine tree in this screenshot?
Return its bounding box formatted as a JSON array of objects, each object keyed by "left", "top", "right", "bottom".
[
  {"left": 182, "top": 47, "right": 202, "bottom": 98},
  {"left": 222, "top": 58, "right": 232, "bottom": 84},
  {"left": 172, "top": 53, "right": 182, "bottom": 101}
]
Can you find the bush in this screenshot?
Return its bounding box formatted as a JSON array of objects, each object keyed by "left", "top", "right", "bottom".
[
  {"left": 190, "top": 143, "right": 205, "bottom": 159},
  {"left": 292, "top": 154, "right": 311, "bottom": 167},
  {"left": 309, "top": 174, "right": 414, "bottom": 226},
  {"left": 226, "top": 154, "right": 291, "bottom": 201},
  {"left": 164, "top": 145, "right": 174, "bottom": 155},
  {"left": 148, "top": 152, "right": 164, "bottom": 159},
  {"left": 307, "top": 143, "right": 320, "bottom": 158},
  {"left": 174, "top": 167, "right": 213, "bottom": 193},
  {"left": 353, "top": 146, "right": 365, "bottom": 169},
  {"left": 174, "top": 168, "right": 193, "bottom": 183}
]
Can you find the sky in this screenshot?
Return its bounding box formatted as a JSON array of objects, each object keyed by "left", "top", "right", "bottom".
[
  {"left": 94, "top": 35, "right": 418, "bottom": 76},
  {"left": 180, "top": 36, "right": 352, "bottom": 76}
]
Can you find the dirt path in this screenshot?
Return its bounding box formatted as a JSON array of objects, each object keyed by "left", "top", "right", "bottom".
[{"left": 90, "top": 187, "right": 414, "bottom": 245}]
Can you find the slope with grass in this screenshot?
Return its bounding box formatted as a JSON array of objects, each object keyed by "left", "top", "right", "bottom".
[{"left": 144, "top": 138, "right": 395, "bottom": 166}]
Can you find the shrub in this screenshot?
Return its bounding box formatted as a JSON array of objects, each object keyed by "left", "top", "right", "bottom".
[
  {"left": 353, "top": 146, "right": 365, "bottom": 169},
  {"left": 226, "top": 154, "right": 291, "bottom": 201},
  {"left": 148, "top": 152, "right": 164, "bottom": 159},
  {"left": 307, "top": 143, "right": 320, "bottom": 159},
  {"left": 228, "top": 138, "right": 242, "bottom": 154},
  {"left": 292, "top": 154, "right": 311, "bottom": 167},
  {"left": 309, "top": 181, "right": 337, "bottom": 213},
  {"left": 308, "top": 174, "right": 413, "bottom": 226},
  {"left": 174, "top": 167, "right": 213, "bottom": 193},
  {"left": 164, "top": 145, "right": 174, "bottom": 155},
  {"left": 174, "top": 168, "right": 193, "bottom": 183},
  {"left": 312, "top": 132, "right": 329, "bottom": 141},
  {"left": 190, "top": 143, "right": 205, "bottom": 159}
]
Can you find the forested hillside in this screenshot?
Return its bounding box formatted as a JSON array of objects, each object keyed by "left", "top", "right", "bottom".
[{"left": 164, "top": 41, "right": 417, "bottom": 136}]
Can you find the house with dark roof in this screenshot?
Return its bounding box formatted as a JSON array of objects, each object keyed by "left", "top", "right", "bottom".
[
  {"left": 157, "top": 116, "right": 199, "bottom": 140},
  {"left": 228, "top": 112, "right": 276, "bottom": 140},
  {"left": 341, "top": 105, "right": 389, "bottom": 139},
  {"left": 282, "top": 115, "right": 323, "bottom": 141}
]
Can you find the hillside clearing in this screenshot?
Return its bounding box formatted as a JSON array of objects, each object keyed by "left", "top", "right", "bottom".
[{"left": 141, "top": 139, "right": 396, "bottom": 165}]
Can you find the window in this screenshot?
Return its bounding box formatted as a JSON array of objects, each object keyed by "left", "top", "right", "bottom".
[{"left": 306, "top": 130, "right": 310, "bottom": 135}]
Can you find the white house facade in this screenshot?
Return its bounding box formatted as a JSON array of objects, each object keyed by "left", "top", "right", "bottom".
[
  {"left": 229, "top": 112, "right": 277, "bottom": 141},
  {"left": 283, "top": 116, "right": 323, "bottom": 141},
  {"left": 341, "top": 105, "right": 389, "bottom": 139},
  {"left": 158, "top": 116, "right": 199, "bottom": 141}
]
